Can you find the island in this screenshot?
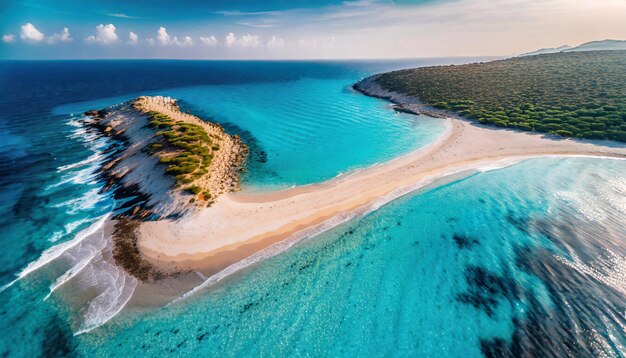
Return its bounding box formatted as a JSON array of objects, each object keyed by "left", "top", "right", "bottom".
[{"left": 84, "top": 96, "right": 247, "bottom": 281}]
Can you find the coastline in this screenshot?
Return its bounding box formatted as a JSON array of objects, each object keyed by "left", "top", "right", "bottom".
[
  {"left": 10, "top": 84, "right": 626, "bottom": 335},
  {"left": 83, "top": 96, "right": 248, "bottom": 281},
  {"left": 135, "top": 85, "right": 626, "bottom": 281}
]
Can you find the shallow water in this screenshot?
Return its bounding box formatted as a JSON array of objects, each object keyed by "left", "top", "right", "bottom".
[
  {"left": 54, "top": 77, "right": 444, "bottom": 191},
  {"left": 1, "top": 59, "right": 624, "bottom": 356},
  {"left": 74, "top": 158, "right": 624, "bottom": 357},
  {"left": 0, "top": 58, "right": 467, "bottom": 355},
  {"left": 168, "top": 79, "right": 444, "bottom": 190}
]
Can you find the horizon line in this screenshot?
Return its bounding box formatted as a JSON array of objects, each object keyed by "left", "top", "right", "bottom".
[{"left": 0, "top": 54, "right": 507, "bottom": 62}]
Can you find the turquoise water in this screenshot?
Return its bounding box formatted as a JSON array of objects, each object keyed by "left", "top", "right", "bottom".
[
  {"left": 169, "top": 79, "right": 443, "bottom": 190},
  {"left": 1, "top": 60, "right": 625, "bottom": 356},
  {"left": 0, "top": 59, "right": 460, "bottom": 356},
  {"left": 54, "top": 78, "right": 444, "bottom": 191},
  {"left": 67, "top": 158, "right": 624, "bottom": 356}
]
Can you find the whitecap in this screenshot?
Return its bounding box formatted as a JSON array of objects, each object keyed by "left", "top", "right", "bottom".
[
  {"left": 53, "top": 188, "right": 104, "bottom": 214},
  {"left": 57, "top": 152, "right": 103, "bottom": 172},
  {"left": 0, "top": 215, "right": 109, "bottom": 293},
  {"left": 73, "top": 259, "right": 137, "bottom": 335}
]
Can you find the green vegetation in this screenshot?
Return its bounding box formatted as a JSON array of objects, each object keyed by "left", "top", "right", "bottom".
[
  {"left": 186, "top": 185, "right": 203, "bottom": 195},
  {"left": 144, "top": 111, "right": 219, "bottom": 198},
  {"left": 375, "top": 51, "right": 626, "bottom": 142}
]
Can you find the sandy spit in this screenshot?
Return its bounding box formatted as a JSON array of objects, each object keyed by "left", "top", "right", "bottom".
[{"left": 136, "top": 86, "right": 626, "bottom": 277}]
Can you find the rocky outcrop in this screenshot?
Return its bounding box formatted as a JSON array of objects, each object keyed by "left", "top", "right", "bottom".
[{"left": 353, "top": 75, "right": 450, "bottom": 119}]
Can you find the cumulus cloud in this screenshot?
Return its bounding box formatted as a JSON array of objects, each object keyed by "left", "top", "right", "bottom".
[
  {"left": 238, "top": 34, "right": 261, "bottom": 47},
  {"left": 128, "top": 31, "right": 138, "bottom": 45},
  {"left": 267, "top": 36, "right": 284, "bottom": 48},
  {"left": 225, "top": 33, "right": 236, "bottom": 47},
  {"left": 199, "top": 36, "right": 218, "bottom": 46},
  {"left": 47, "top": 27, "right": 72, "bottom": 44},
  {"left": 176, "top": 36, "right": 193, "bottom": 46},
  {"left": 20, "top": 23, "right": 45, "bottom": 42},
  {"left": 156, "top": 27, "right": 193, "bottom": 46},
  {"left": 156, "top": 27, "right": 169, "bottom": 45},
  {"left": 225, "top": 33, "right": 261, "bottom": 48},
  {"left": 2, "top": 34, "right": 15, "bottom": 43},
  {"left": 86, "top": 24, "right": 118, "bottom": 44}
]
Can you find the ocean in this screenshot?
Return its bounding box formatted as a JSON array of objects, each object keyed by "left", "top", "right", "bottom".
[{"left": 0, "top": 59, "right": 624, "bottom": 357}]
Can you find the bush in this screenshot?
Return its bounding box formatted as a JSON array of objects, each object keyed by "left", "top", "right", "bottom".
[
  {"left": 186, "top": 186, "right": 202, "bottom": 195},
  {"left": 552, "top": 130, "right": 573, "bottom": 137},
  {"left": 144, "top": 111, "right": 233, "bottom": 192}
]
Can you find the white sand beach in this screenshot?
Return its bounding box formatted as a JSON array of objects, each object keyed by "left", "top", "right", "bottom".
[{"left": 137, "top": 114, "right": 626, "bottom": 275}]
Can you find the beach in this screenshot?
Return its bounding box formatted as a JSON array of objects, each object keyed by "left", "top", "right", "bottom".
[
  {"left": 136, "top": 93, "right": 626, "bottom": 277},
  {"left": 2, "top": 59, "right": 625, "bottom": 354}
]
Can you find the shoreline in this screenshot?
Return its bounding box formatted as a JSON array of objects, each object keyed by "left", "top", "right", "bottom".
[
  {"left": 169, "top": 152, "right": 626, "bottom": 302},
  {"left": 136, "top": 98, "right": 626, "bottom": 281},
  {"left": 83, "top": 96, "right": 248, "bottom": 281},
  {"left": 141, "top": 152, "right": 625, "bottom": 273},
  {"left": 11, "top": 87, "right": 626, "bottom": 334}
]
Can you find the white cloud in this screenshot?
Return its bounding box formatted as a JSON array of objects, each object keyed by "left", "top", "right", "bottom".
[
  {"left": 199, "top": 36, "right": 218, "bottom": 46},
  {"left": 86, "top": 24, "right": 118, "bottom": 44},
  {"left": 225, "top": 33, "right": 261, "bottom": 48},
  {"left": 215, "top": 10, "right": 282, "bottom": 16},
  {"left": 128, "top": 31, "right": 138, "bottom": 45},
  {"left": 2, "top": 34, "right": 15, "bottom": 43},
  {"left": 20, "top": 23, "right": 45, "bottom": 42},
  {"left": 238, "top": 34, "right": 260, "bottom": 47},
  {"left": 288, "top": 0, "right": 626, "bottom": 59},
  {"left": 107, "top": 13, "right": 139, "bottom": 19},
  {"left": 18, "top": 23, "right": 72, "bottom": 45},
  {"left": 225, "top": 33, "right": 237, "bottom": 47},
  {"left": 237, "top": 20, "right": 277, "bottom": 28},
  {"left": 146, "top": 38, "right": 155, "bottom": 45},
  {"left": 156, "top": 27, "right": 169, "bottom": 45},
  {"left": 176, "top": 36, "right": 193, "bottom": 46},
  {"left": 47, "top": 27, "right": 72, "bottom": 44},
  {"left": 267, "top": 36, "right": 284, "bottom": 48},
  {"left": 156, "top": 27, "right": 193, "bottom": 46}
]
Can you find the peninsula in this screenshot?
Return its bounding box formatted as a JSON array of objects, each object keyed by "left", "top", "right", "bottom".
[
  {"left": 83, "top": 53, "right": 626, "bottom": 305},
  {"left": 368, "top": 51, "right": 626, "bottom": 142},
  {"left": 134, "top": 107, "right": 625, "bottom": 281}
]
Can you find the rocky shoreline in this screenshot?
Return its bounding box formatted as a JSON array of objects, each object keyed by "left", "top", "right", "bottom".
[
  {"left": 353, "top": 75, "right": 451, "bottom": 119},
  {"left": 83, "top": 96, "right": 248, "bottom": 281}
]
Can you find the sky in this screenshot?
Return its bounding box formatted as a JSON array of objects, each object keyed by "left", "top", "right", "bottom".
[{"left": 1, "top": 0, "right": 625, "bottom": 59}]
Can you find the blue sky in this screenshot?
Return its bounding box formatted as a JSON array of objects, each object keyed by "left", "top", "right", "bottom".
[{"left": 1, "top": 0, "right": 625, "bottom": 59}]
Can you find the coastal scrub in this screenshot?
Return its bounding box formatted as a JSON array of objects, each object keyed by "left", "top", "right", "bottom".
[
  {"left": 373, "top": 51, "right": 626, "bottom": 142},
  {"left": 133, "top": 96, "right": 247, "bottom": 206}
]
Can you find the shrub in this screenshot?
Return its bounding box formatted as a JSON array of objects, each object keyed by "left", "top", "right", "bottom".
[
  {"left": 186, "top": 186, "right": 203, "bottom": 195},
  {"left": 552, "top": 130, "right": 573, "bottom": 137}
]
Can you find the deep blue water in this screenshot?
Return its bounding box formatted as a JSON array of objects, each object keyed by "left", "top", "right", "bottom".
[{"left": 0, "top": 59, "right": 625, "bottom": 357}]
